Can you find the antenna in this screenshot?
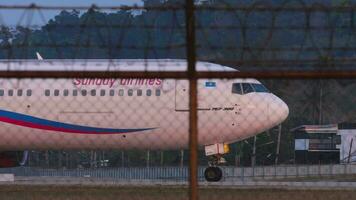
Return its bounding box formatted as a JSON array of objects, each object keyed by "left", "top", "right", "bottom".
[{"left": 36, "top": 52, "right": 43, "bottom": 60}]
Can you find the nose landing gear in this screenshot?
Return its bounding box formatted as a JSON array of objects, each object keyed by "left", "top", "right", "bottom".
[
  {"left": 204, "top": 166, "right": 222, "bottom": 182},
  {"left": 204, "top": 144, "right": 229, "bottom": 182}
]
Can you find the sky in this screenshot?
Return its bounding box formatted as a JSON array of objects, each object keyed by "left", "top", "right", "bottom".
[{"left": 0, "top": 0, "right": 143, "bottom": 26}]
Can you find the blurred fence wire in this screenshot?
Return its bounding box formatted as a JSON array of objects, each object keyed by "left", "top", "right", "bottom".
[
  {"left": 0, "top": 2, "right": 356, "bottom": 72},
  {"left": 0, "top": 1, "right": 354, "bottom": 200}
]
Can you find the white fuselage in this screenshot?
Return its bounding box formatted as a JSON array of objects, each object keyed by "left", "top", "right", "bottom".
[{"left": 0, "top": 60, "right": 289, "bottom": 150}]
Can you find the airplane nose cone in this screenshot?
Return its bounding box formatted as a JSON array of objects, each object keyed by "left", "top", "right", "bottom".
[
  {"left": 280, "top": 100, "right": 289, "bottom": 122},
  {"left": 269, "top": 96, "right": 289, "bottom": 126}
]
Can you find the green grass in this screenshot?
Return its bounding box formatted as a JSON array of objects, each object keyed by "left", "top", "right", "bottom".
[{"left": 0, "top": 185, "right": 354, "bottom": 200}]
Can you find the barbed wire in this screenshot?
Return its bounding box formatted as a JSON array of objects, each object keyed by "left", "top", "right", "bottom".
[
  {"left": 0, "top": 4, "right": 356, "bottom": 11},
  {"left": 0, "top": 4, "right": 184, "bottom": 11}
]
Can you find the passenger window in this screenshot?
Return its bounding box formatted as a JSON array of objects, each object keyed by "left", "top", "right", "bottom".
[
  {"left": 242, "top": 83, "right": 254, "bottom": 94},
  {"left": 91, "top": 89, "right": 96, "bottom": 96},
  {"left": 128, "top": 89, "right": 133, "bottom": 96},
  {"left": 0, "top": 89, "right": 4, "bottom": 96},
  {"left": 146, "top": 89, "right": 152, "bottom": 96},
  {"left": 137, "top": 89, "right": 142, "bottom": 96},
  {"left": 54, "top": 89, "right": 60, "bottom": 96},
  {"left": 232, "top": 83, "right": 242, "bottom": 95},
  {"left": 17, "top": 89, "right": 23, "bottom": 96},
  {"left": 155, "top": 89, "right": 161, "bottom": 96},
  {"left": 26, "top": 90, "right": 32, "bottom": 96},
  {"left": 45, "top": 90, "right": 50, "bottom": 96},
  {"left": 73, "top": 90, "right": 78, "bottom": 96},
  {"left": 81, "top": 90, "right": 87, "bottom": 96},
  {"left": 63, "top": 89, "right": 69, "bottom": 96},
  {"left": 100, "top": 90, "right": 105, "bottom": 96},
  {"left": 8, "top": 90, "right": 13, "bottom": 96},
  {"left": 119, "top": 89, "right": 124, "bottom": 96},
  {"left": 109, "top": 90, "right": 115, "bottom": 96}
]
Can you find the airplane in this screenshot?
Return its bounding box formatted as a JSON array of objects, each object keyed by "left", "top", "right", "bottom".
[{"left": 0, "top": 58, "right": 289, "bottom": 182}]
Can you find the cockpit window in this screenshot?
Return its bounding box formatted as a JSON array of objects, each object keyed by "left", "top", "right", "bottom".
[
  {"left": 242, "top": 83, "right": 254, "bottom": 94},
  {"left": 232, "top": 83, "right": 243, "bottom": 94},
  {"left": 232, "top": 83, "right": 270, "bottom": 95},
  {"left": 251, "top": 83, "right": 269, "bottom": 93}
]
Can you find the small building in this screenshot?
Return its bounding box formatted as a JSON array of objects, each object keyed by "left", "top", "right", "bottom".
[
  {"left": 292, "top": 123, "right": 356, "bottom": 164},
  {"left": 338, "top": 123, "right": 356, "bottom": 163},
  {"left": 292, "top": 124, "right": 340, "bottom": 164}
]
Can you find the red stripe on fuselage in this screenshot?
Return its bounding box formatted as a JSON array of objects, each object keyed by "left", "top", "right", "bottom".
[{"left": 0, "top": 117, "right": 112, "bottom": 134}]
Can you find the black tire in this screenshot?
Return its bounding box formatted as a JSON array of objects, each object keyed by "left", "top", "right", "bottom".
[{"left": 204, "top": 167, "right": 223, "bottom": 182}]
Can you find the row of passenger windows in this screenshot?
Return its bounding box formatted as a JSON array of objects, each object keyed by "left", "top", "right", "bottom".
[
  {"left": 0, "top": 89, "right": 162, "bottom": 97},
  {"left": 44, "top": 89, "right": 161, "bottom": 97},
  {"left": 232, "top": 83, "right": 270, "bottom": 95},
  {"left": 0, "top": 89, "right": 32, "bottom": 96}
]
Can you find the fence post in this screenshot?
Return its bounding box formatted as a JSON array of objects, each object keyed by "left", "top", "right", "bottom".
[{"left": 185, "top": 0, "right": 197, "bottom": 199}]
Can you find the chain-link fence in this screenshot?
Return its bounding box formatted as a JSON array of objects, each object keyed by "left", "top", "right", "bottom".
[{"left": 0, "top": 0, "right": 354, "bottom": 200}]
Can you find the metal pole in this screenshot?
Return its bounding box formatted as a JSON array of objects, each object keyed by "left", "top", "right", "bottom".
[
  {"left": 186, "top": 0, "right": 197, "bottom": 199},
  {"left": 93, "top": 151, "right": 97, "bottom": 168},
  {"left": 160, "top": 151, "right": 164, "bottom": 166},
  {"left": 240, "top": 141, "right": 244, "bottom": 166},
  {"left": 180, "top": 150, "right": 184, "bottom": 168},
  {"left": 348, "top": 138, "right": 353, "bottom": 163},
  {"left": 121, "top": 151, "right": 124, "bottom": 167},
  {"left": 235, "top": 143, "right": 239, "bottom": 166},
  {"left": 275, "top": 124, "right": 282, "bottom": 165},
  {"left": 146, "top": 150, "right": 150, "bottom": 168},
  {"left": 319, "top": 83, "right": 323, "bottom": 124},
  {"left": 252, "top": 136, "right": 257, "bottom": 167}
]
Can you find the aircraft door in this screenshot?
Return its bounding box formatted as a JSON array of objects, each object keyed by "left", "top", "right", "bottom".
[
  {"left": 175, "top": 80, "right": 211, "bottom": 111},
  {"left": 231, "top": 102, "right": 242, "bottom": 128},
  {"left": 175, "top": 80, "right": 189, "bottom": 111}
]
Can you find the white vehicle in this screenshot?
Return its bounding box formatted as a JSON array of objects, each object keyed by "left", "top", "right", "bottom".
[{"left": 0, "top": 59, "right": 289, "bottom": 182}]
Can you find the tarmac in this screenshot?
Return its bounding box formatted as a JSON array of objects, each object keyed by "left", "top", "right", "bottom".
[{"left": 0, "top": 176, "right": 355, "bottom": 190}]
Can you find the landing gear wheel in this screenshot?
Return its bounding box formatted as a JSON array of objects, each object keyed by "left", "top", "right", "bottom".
[{"left": 204, "top": 166, "right": 222, "bottom": 182}]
